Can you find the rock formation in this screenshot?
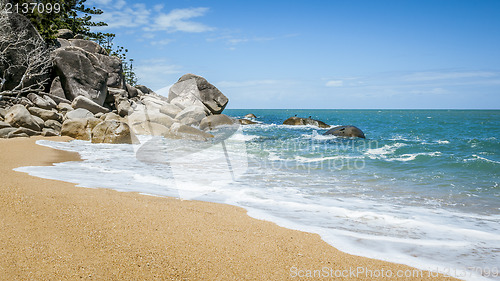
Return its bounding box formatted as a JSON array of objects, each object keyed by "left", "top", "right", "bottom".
[
  {"left": 323, "top": 125, "right": 365, "bottom": 138},
  {"left": 283, "top": 116, "right": 330, "bottom": 128}
]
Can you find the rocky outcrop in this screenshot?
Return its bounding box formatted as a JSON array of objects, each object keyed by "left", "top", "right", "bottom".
[
  {"left": 68, "top": 39, "right": 108, "bottom": 55},
  {"left": 91, "top": 120, "right": 137, "bottom": 144},
  {"left": 283, "top": 117, "right": 330, "bottom": 128},
  {"left": 52, "top": 46, "right": 108, "bottom": 106},
  {"left": 168, "top": 74, "right": 228, "bottom": 114},
  {"left": 323, "top": 125, "right": 365, "bottom": 138}
]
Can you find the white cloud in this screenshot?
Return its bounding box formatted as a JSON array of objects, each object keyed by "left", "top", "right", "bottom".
[
  {"left": 404, "top": 71, "right": 496, "bottom": 81},
  {"left": 151, "top": 7, "right": 214, "bottom": 33},
  {"left": 325, "top": 80, "right": 343, "bottom": 87},
  {"left": 151, "top": 39, "right": 174, "bottom": 46},
  {"left": 217, "top": 80, "right": 282, "bottom": 88},
  {"left": 135, "top": 60, "right": 183, "bottom": 90}
]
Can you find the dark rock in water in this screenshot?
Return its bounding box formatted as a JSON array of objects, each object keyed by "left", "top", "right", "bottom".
[
  {"left": 283, "top": 117, "right": 329, "bottom": 128},
  {"left": 244, "top": 113, "right": 257, "bottom": 118},
  {"left": 170, "top": 74, "right": 228, "bottom": 114},
  {"left": 52, "top": 46, "right": 108, "bottom": 106},
  {"left": 239, "top": 119, "right": 257, "bottom": 125},
  {"left": 323, "top": 125, "right": 365, "bottom": 138}
]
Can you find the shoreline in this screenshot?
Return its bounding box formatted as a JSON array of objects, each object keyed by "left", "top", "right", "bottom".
[{"left": 0, "top": 136, "right": 459, "bottom": 280}]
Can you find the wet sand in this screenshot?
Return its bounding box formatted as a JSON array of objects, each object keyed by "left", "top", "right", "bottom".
[{"left": 0, "top": 136, "right": 458, "bottom": 280}]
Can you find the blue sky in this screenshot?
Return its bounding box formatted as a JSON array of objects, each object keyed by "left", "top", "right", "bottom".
[{"left": 88, "top": 0, "right": 500, "bottom": 109}]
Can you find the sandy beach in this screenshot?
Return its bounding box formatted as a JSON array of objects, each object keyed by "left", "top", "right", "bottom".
[{"left": 0, "top": 136, "right": 459, "bottom": 280}]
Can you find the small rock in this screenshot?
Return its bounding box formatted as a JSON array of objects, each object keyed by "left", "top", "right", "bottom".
[
  {"left": 44, "top": 120, "right": 62, "bottom": 132},
  {"left": 32, "top": 115, "right": 45, "bottom": 129},
  {"left": 12, "top": 127, "right": 41, "bottom": 136},
  {"left": 49, "top": 77, "right": 66, "bottom": 99},
  {"left": 42, "top": 128, "right": 59, "bottom": 136},
  {"left": 283, "top": 117, "right": 329, "bottom": 128},
  {"left": 170, "top": 122, "right": 214, "bottom": 141},
  {"left": 27, "top": 93, "right": 56, "bottom": 110},
  {"left": 0, "top": 121, "right": 12, "bottom": 129},
  {"left": 239, "top": 119, "right": 257, "bottom": 125},
  {"left": 0, "top": 127, "right": 17, "bottom": 138},
  {"left": 60, "top": 118, "right": 91, "bottom": 140},
  {"left": 57, "top": 102, "right": 73, "bottom": 113},
  {"left": 244, "top": 113, "right": 257, "bottom": 118}
]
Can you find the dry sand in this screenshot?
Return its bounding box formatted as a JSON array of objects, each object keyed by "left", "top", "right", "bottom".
[{"left": 0, "top": 136, "right": 459, "bottom": 280}]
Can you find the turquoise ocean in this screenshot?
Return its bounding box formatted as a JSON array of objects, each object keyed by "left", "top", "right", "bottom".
[{"left": 17, "top": 109, "right": 500, "bottom": 280}]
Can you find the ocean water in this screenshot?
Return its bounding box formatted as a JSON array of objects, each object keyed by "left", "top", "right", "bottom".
[{"left": 16, "top": 109, "right": 500, "bottom": 280}]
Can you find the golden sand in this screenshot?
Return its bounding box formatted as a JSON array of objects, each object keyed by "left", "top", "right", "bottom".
[{"left": 0, "top": 136, "right": 458, "bottom": 280}]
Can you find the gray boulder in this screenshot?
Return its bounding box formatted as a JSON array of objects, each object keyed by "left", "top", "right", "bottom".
[
  {"left": 135, "top": 85, "right": 153, "bottom": 95},
  {"left": 71, "top": 96, "right": 110, "bottom": 114},
  {"left": 175, "top": 105, "right": 207, "bottom": 126},
  {"left": 56, "top": 29, "right": 74, "bottom": 39},
  {"left": 42, "top": 128, "right": 59, "bottom": 136},
  {"left": 64, "top": 108, "right": 94, "bottom": 121},
  {"left": 44, "top": 120, "right": 62, "bottom": 132},
  {"left": 12, "top": 127, "right": 41, "bottom": 136},
  {"left": 31, "top": 115, "right": 45, "bottom": 129},
  {"left": 57, "top": 102, "right": 73, "bottom": 113},
  {"left": 27, "top": 93, "right": 56, "bottom": 110},
  {"left": 130, "top": 121, "right": 170, "bottom": 136},
  {"left": 323, "top": 125, "right": 365, "bottom": 138},
  {"left": 49, "top": 77, "right": 66, "bottom": 99},
  {"left": 91, "top": 120, "right": 137, "bottom": 144},
  {"left": 167, "top": 78, "right": 210, "bottom": 111},
  {"left": 68, "top": 39, "right": 108, "bottom": 55},
  {"left": 60, "top": 117, "right": 101, "bottom": 140},
  {"left": 95, "top": 54, "right": 125, "bottom": 88},
  {"left": 169, "top": 122, "right": 214, "bottom": 141},
  {"left": 126, "top": 83, "right": 138, "bottom": 98},
  {"left": 4, "top": 104, "right": 41, "bottom": 131},
  {"left": 54, "top": 38, "right": 71, "bottom": 49},
  {"left": 283, "top": 117, "right": 329, "bottom": 128},
  {"left": 0, "top": 108, "right": 7, "bottom": 119},
  {"left": 172, "top": 74, "right": 229, "bottom": 114},
  {"left": 28, "top": 107, "right": 62, "bottom": 121},
  {"left": 159, "top": 103, "right": 182, "bottom": 118},
  {"left": 199, "top": 114, "right": 236, "bottom": 131},
  {"left": 52, "top": 46, "right": 108, "bottom": 106},
  {"left": 0, "top": 127, "right": 17, "bottom": 138},
  {"left": 0, "top": 120, "right": 12, "bottom": 129}
]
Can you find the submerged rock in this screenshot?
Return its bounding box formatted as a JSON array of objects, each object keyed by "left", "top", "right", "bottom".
[
  {"left": 244, "top": 113, "right": 257, "bottom": 118},
  {"left": 323, "top": 125, "right": 365, "bottom": 138}
]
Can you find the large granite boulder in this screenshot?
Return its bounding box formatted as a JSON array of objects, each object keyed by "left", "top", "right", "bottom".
[
  {"left": 56, "top": 29, "right": 74, "bottom": 39},
  {"left": 60, "top": 117, "right": 101, "bottom": 140},
  {"left": 130, "top": 121, "right": 170, "bottom": 136},
  {"left": 283, "top": 117, "right": 330, "bottom": 128},
  {"left": 4, "top": 105, "right": 41, "bottom": 131},
  {"left": 95, "top": 54, "right": 125, "bottom": 88},
  {"left": 323, "top": 125, "right": 365, "bottom": 138},
  {"left": 168, "top": 74, "right": 228, "bottom": 114},
  {"left": 52, "top": 46, "right": 108, "bottom": 106},
  {"left": 68, "top": 39, "right": 108, "bottom": 55},
  {"left": 91, "top": 120, "right": 137, "bottom": 144},
  {"left": 71, "top": 96, "right": 110, "bottom": 114},
  {"left": 175, "top": 74, "right": 228, "bottom": 114},
  {"left": 199, "top": 114, "right": 236, "bottom": 131}
]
